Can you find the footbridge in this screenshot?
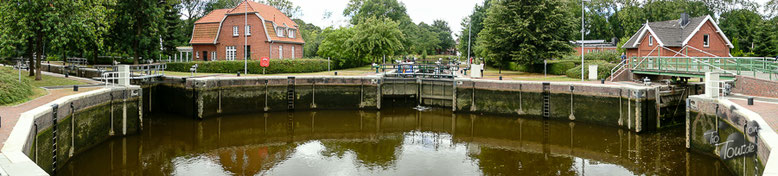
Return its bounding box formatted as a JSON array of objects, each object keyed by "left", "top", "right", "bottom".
[{"left": 611, "top": 56, "right": 778, "bottom": 81}]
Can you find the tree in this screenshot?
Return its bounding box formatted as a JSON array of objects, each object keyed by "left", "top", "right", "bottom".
[
  {"left": 431, "top": 20, "right": 455, "bottom": 54},
  {"left": 753, "top": 17, "right": 778, "bottom": 57},
  {"left": 203, "top": 0, "right": 241, "bottom": 12},
  {"left": 350, "top": 17, "right": 404, "bottom": 64},
  {"left": 294, "top": 19, "right": 323, "bottom": 57},
  {"left": 407, "top": 22, "right": 439, "bottom": 56},
  {"left": 720, "top": 9, "right": 763, "bottom": 54},
  {"left": 344, "top": 0, "right": 411, "bottom": 25},
  {"left": 318, "top": 27, "right": 360, "bottom": 67},
  {"left": 163, "top": 0, "right": 186, "bottom": 58},
  {"left": 478, "top": 0, "right": 575, "bottom": 70},
  {"left": 456, "top": 0, "right": 492, "bottom": 58},
  {"left": 110, "top": 0, "right": 165, "bottom": 64}
]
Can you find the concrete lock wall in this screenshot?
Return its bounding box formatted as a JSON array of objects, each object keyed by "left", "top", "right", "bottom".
[
  {"left": 1, "top": 87, "right": 143, "bottom": 175},
  {"left": 147, "top": 76, "right": 381, "bottom": 119},
  {"left": 147, "top": 77, "right": 686, "bottom": 133},
  {"left": 686, "top": 95, "right": 776, "bottom": 176}
]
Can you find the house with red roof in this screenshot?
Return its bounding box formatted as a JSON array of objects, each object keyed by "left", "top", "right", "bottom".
[
  {"left": 189, "top": 1, "right": 304, "bottom": 61},
  {"left": 622, "top": 14, "right": 733, "bottom": 58}
]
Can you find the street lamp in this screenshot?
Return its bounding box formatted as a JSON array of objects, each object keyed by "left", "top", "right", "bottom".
[{"left": 581, "top": 0, "right": 590, "bottom": 81}]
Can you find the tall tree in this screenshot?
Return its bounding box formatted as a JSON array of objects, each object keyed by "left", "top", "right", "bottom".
[
  {"left": 720, "top": 9, "right": 763, "bottom": 54},
  {"left": 478, "top": 0, "right": 575, "bottom": 69},
  {"left": 350, "top": 17, "right": 404, "bottom": 64},
  {"left": 318, "top": 27, "right": 359, "bottom": 67},
  {"left": 163, "top": 0, "right": 186, "bottom": 58},
  {"left": 753, "top": 17, "right": 778, "bottom": 57},
  {"left": 431, "top": 20, "right": 455, "bottom": 54},
  {"left": 111, "top": 0, "right": 165, "bottom": 64},
  {"left": 293, "top": 19, "right": 323, "bottom": 57},
  {"left": 456, "top": 0, "right": 492, "bottom": 58}
]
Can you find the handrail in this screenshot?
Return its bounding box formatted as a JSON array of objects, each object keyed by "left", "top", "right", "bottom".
[
  {"left": 609, "top": 59, "right": 627, "bottom": 81},
  {"left": 631, "top": 45, "right": 661, "bottom": 69}
]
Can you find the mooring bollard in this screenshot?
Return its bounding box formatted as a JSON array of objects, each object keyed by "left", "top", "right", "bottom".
[
  {"left": 748, "top": 97, "right": 754, "bottom": 105},
  {"left": 601, "top": 79, "right": 605, "bottom": 84},
  {"left": 499, "top": 76, "right": 502, "bottom": 80},
  {"left": 237, "top": 72, "right": 241, "bottom": 77},
  {"left": 334, "top": 71, "right": 338, "bottom": 76},
  {"left": 73, "top": 85, "right": 79, "bottom": 92}
]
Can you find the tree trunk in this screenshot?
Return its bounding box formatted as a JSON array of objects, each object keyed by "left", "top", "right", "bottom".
[
  {"left": 35, "top": 34, "right": 43, "bottom": 81},
  {"left": 27, "top": 37, "right": 35, "bottom": 77}
]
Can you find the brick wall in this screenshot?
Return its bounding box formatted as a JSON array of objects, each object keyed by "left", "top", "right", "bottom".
[
  {"left": 625, "top": 20, "right": 730, "bottom": 58},
  {"left": 733, "top": 75, "right": 778, "bottom": 98}
]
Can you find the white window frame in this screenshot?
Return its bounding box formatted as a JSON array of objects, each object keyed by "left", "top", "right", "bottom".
[
  {"left": 233, "top": 26, "right": 239, "bottom": 37},
  {"left": 288, "top": 29, "right": 296, "bottom": 38},
  {"left": 212, "top": 51, "right": 217, "bottom": 61},
  {"left": 279, "top": 46, "right": 283, "bottom": 59},
  {"left": 648, "top": 36, "right": 653, "bottom": 46},
  {"left": 703, "top": 34, "right": 710, "bottom": 47},
  {"left": 291, "top": 46, "right": 295, "bottom": 58},
  {"left": 226, "top": 46, "right": 236, "bottom": 61},
  {"left": 196, "top": 52, "right": 200, "bottom": 59},
  {"left": 245, "top": 25, "right": 251, "bottom": 36},
  {"left": 276, "top": 27, "right": 284, "bottom": 37}
]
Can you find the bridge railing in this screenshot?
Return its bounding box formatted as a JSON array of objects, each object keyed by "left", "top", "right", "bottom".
[{"left": 629, "top": 57, "right": 778, "bottom": 81}]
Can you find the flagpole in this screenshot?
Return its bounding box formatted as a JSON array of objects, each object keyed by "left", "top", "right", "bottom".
[{"left": 244, "top": 0, "right": 248, "bottom": 75}]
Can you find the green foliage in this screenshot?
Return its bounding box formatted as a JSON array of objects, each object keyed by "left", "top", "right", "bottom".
[
  {"left": 318, "top": 17, "right": 403, "bottom": 67},
  {"left": 753, "top": 17, "right": 778, "bottom": 57},
  {"left": 431, "top": 20, "right": 455, "bottom": 53},
  {"left": 406, "top": 22, "right": 440, "bottom": 55},
  {"left": 166, "top": 59, "right": 331, "bottom": 74},
  {"left": 0, "top": 67, "right": 35, "bottom": 105},
  {"left": 560, "top": 51, "right": 621, "bottom": 63},
  {"left": 294, "top": 19, "right": 323, "bottom": 57},
  {"left": 565, "top": 61, "right": 617, "bottom": 80},
  {"left": 506, "top": 60, "right": 576, "bottom": 75},
  {"left": 110, "top": 0, "right": 165, "bottom": 64},
  {"left": 344, "top": 0, "right": 411, "bottom": 25},
  {"left": 720, "top": 9, "right": 763, "bottom": 54},
  {"left": 318, "top": 27, "right": 363, "bottom": 68},
  {"left": 457, "top": 0, "right": 492, "bottom": 58},
  {"left": 478, "top": 0, "right": 575, "bottom": 68}
]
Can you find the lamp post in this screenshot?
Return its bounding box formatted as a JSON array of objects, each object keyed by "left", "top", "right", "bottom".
[
  {"left": 244, "top": 0, "right": 248, "bottom": 75},
  {"left": 581, "top": 0, "right": 590, "bottom": 81}
]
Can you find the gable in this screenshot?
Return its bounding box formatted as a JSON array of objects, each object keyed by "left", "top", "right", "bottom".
[{"left": 681, "top": 16, "right": 733, "bottom": 48}]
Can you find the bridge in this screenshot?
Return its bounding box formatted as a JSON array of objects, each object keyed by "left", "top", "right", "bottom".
[{"left": 611, "top": 56, "right": 778, "bottom": 81}]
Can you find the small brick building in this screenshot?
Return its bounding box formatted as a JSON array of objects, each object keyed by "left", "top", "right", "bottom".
[
  {"left": 189, "top": 1, "right": 304, "bottom": 61},
  {"left": 622, "top": 14, "right": 733, "bottom": 58}
]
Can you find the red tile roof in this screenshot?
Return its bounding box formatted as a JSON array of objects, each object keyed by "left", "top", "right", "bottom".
[{"left": 190, "top": 1, "right": 304, "bottom": 44}]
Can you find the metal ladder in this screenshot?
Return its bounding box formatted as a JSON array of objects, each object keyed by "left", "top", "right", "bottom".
[
  {"left": 287, "top": 77, "right": 295, "bottom": 110},
  {"left": 51, "top": 104, "right": 59, "bottom": 175},
  {"left": 542, "top": 83, "right": 551, "bottom": 118}
]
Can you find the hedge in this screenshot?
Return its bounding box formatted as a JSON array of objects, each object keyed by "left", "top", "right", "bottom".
[
  {"left": 0, "top": 67, "right": 35, "bottom": 105},
  {"left": 565, "top": 61, "right": 618, "bottom": 80},
  {"left": 561, "top": 51, "right": 622, "bottom": 63},
  {"left": 166, "top": 59, "right": 331, "bottom": 74},
  {"left": 506, "top": 60, "right": 577, "bottom": 75}
]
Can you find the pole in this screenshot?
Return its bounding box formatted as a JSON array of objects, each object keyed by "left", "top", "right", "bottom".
[
  {"left": 467, "top": 17, "right": 472, "bottom": 64},
  {"left": 581, "top": 0, "right": 585, "bottom": 81},
  {"left": 244, "top": 0, "right": 248, "bottom": 75}
]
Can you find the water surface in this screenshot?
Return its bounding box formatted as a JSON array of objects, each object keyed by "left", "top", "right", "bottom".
[{"left": 59, "top": 107, "right": 731, "bottom": 176}]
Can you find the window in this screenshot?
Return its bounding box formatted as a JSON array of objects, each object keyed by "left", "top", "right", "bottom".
[
  {"left": 291, "top": 46, "right": 295, "bottom": 58},
  {"left": 212, "top": 52, "right": 217, "bottom": 61},
  {"left": 648, "top": 36, "right": 653, "bottom": 46},
  {"left": 276, "top": 27, "right": 284, "bottom": 37},
  {"left": 202, "top": 51, "right": 207, "bottom": 61},
  {"left": 245, "top": 45, "right": 251, "bottom": 60},
  {"left": 703, "top": 34, "right": 710, "bottom": 47},
  {"left": 245, "top": 25, "right": 251, "bottom": 36},
  {"left": 279, "top": 46, "right": 283, "bottom": 59},
  {"left": 226, "top": 46, "right": 236, "bottom": 61},
  {"left": 288, "top": 29, "right": 296, "bottom": 38},
  {"left": 233, "top": 26, "right": 239, "bottom": 36},
  {"left": 196, "top": 52, "right": 200, "bottom": 59}
]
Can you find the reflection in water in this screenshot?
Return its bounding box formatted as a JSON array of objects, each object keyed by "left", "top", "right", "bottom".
[{"left": 58, "top": 108, "right": 731, "bottom": 176}]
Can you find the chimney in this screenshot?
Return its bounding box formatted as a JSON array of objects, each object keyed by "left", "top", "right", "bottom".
[{"left": 680, "top": 13, "right": 690, "bottom": 27}]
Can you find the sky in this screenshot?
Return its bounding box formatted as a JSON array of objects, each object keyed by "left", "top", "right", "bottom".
[{"left": 288, "top": 0, "right": 484, "bottom": 38}]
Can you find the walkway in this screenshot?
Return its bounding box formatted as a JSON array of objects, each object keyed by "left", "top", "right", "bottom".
[
  {"left": 728, "top": 96, "right": 778, "bottom": 132},
  {"left": 0, "top": 87, "right": 101, "bottom": 148}
]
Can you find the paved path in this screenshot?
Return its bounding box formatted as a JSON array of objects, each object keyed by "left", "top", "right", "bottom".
[
  {"left": 728, "top": 98, "right": 778, "bottom": 132},
  {"left": 0, "top": 87, "right": 101, "bottom": 148}
]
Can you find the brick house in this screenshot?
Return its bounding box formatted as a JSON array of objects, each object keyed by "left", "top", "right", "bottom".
[
  {"left": 572, "top": 39, "right": 619, "bottom": 56},
  {"left": 622, "top": 14, "right": 733, "bottom": 58},
  {"left": 189, "top": 1, "right": 304, "bottom": 61}
]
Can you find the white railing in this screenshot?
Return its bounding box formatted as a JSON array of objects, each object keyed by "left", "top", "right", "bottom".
[{"left": 609, "top": 59, "right": 627, "bottom": 81}]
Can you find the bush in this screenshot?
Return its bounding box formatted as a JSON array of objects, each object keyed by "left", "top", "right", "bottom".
[
  {"left": 166, "top": 59, "right": 332, "bottom": 74},
  {"left": 505, "top": 60, "right": 577, "bottom": 75},
  {"left": 561, "top": 51, "right": 622, "bottom": 63},
  {"left": 0, "top": 67, "right": 35, "bottom": 105},
  {"left": 565, "top": 61, "right": 618, "bottom": 80}
]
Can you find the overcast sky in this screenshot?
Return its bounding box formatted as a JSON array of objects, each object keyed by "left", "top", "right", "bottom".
[{"left": 289, "top": 0, "right": 484, "bottom": 38}]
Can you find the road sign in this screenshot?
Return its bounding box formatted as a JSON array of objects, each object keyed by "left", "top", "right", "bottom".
[{"left": 260, "top": 57, "right": 270, "bottom": 67}]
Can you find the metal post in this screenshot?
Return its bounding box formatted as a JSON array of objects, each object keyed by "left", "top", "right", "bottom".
[
  {"left": 467, "top": 18, "right": 472, "bottom": 61},
  {"left": 581, "top": 0, "right": 586, "bottom": 81},
  {"left": 244, "top": 0, "right": 248, "bottom": 75}
]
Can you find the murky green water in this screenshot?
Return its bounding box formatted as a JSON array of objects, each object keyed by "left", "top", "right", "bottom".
[{"left": 58, "top": 107, "right": 731, "bottom": 176}]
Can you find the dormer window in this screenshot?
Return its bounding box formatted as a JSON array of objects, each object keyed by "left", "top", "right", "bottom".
[
  {"left": 288, "top": 29, "right": 296, "bottom": 38},
  {"left": 276, "top": 27, "right": 285, "bottom": 37},
  {"left": 233, "top": 26, "right": 239, "bottom": 37}
]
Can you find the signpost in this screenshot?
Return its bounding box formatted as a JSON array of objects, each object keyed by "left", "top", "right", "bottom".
[{"left": 260, "top": 57, "right": 270, "bottom": 74}]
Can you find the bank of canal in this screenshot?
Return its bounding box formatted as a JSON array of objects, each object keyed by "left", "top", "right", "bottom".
[{"left": 58, "top": 107, "right": 732, "bottom": 176}]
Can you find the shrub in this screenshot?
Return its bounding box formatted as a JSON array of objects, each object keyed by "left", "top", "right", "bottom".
[
  {"left": 561, "top": 51, "right": 622, "bottom": 63},
  {"left": 166, "top": 59, "right": 332, "bottom": 74},
  {"left": 565, "top": 62, "right": 618, "bottom": 80},
  {"left": 505, "top": 60, "right": 577, "bottom": 75},
  {"left": 0, "top": 67, "right": 35, "bottom": 105}
]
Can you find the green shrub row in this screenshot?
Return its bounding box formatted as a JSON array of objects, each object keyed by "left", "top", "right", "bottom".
[
  {"left": 0, "top": 67, "right": 35, "bottom": 105},
  {"left": 166, "top": 59, "right": 331, "bottom": 74},
  {"left": 565, "top": 61, "right": 618, "bottom": 80},
  {"left": 561, "top": 51, "right": 622, "bottom": 63},
  {"left": 506, "top": 60, "right": 577, "bottom": 75}
]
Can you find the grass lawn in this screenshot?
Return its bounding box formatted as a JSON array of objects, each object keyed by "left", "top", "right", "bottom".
[
  {"left": 19, "top": 70, "right": 89, "bottom": 87},
  {"left": 1, "top": 67, "right": 90, "bottom": 106},
  {"left": 482, "top": 66, "right": 579, "bottom": 81}
]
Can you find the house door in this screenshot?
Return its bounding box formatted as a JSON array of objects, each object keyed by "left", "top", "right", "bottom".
[{"left": 203, "top": 51, "right": 208, "bottom": 61}]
